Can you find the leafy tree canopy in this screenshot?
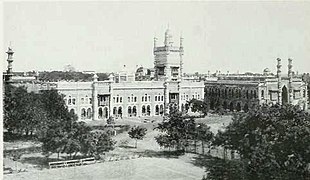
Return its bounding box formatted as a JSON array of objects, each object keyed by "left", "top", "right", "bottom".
[{"left": 213, "top": 104, "right": 310, "bottom": 179}]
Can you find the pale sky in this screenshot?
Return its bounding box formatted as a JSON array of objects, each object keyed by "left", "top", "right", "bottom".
[{"left": 3, "top": 1, "right": 310, "bottom": 74}]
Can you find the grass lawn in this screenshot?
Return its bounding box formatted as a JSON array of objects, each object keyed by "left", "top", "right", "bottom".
[{"left": 3, "top": 114, "right": 232, "bottom": 180}]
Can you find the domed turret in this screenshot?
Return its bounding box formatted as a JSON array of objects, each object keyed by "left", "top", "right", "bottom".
[
  {"left": 263, "top": 68, "right": 271, "bottom": 75},
  {"left": 164, "top": 27, "right": 173, "bottom": 46}
]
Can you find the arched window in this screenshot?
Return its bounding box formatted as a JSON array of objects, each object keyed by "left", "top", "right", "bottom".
[
  {"left": 142, "top": 96, "right": 144, "bottom": 102},
  {"left": 147, "top": 105, "right": 151, "bottom": 116},
  {"left": 81, "top": 108, "right": 86, "bottom": 119},
  {"left": 144, "top": 94, "right": 148, "bottom": 102},
  {"left": 229, "top": 102, "right": 234, "bottom": 112},
  {"left": 104, "top": 107, "right": 108, "bottom": 118},
  {"left": 128, "top": 97, "right": 131, "bottom": 102},
  {"left": 236, "top": 103, "right": 241, "bottom": 112},
  {"left": 155, "top": 105, "right": 159, "bottom": 115},
  {"left": 261, "top": 90, "right": 264, "bottom": 99},
  {"left": 160, "top": 105, "right": 164, "bottom": 115},
  {"left": 68, "top": 96, "right": 72, "bottom": 105},
  {"left": 128, "top": 106, "right": 132, "bottom": 117},
  {"left": 142, "top": 105, "right": 146, "bottom": 115},
  {"left": 134, "top": 97, "right": 137, "bottom": 102},
  {"left": 155, "top": 96, "right": 157, "bottom": 101},
  {"left": 132, "top": 106, "right": 137, "bottom": 116},
  {"left": 87, "top": 108, "right": 92, "bottom": 119},
  {"left": 118, "top": 107, "right": 122, "bottom": 117},
  {"left": 99, "top": 108, "right": 103, "bottom": 119},
  {"left": 113, "top": 107, "right": 117, "bottom": 115},
  {"left": 72, "top": 98, "right": 76, "bottom": 105}
]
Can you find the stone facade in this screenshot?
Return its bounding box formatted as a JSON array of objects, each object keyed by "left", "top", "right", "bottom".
[
  {"left": 205, "top": 59, "right": 308, "bottom": 111},
  {"left": 57, "top": 80, "right": 204, "bottom": 121},
  {"left": 53, "top": 29, "right": 204, "bottom": 121}
]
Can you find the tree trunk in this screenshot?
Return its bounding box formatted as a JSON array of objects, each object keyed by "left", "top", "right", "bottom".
[
  {"left": 202, "top": 141, "right": 205, "bottom": 155},
  {"left": 57, "top": 152, "right": 60, "bottom": 160},
  {"left": 135, "top": 140, "right": 137, "bottom": 148}
]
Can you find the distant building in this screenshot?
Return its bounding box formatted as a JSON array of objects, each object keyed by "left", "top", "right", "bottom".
[{"left": 205, "top": 58, "right": 308, "bottom": 111}]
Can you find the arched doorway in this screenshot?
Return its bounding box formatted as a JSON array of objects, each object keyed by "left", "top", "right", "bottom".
[{"left": 282, "top": 86, "right": 288, "bottom": 104}]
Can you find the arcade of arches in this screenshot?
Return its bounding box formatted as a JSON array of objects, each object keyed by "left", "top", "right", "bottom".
[{"left": 205, "top": 86, "right": 259, "bottom": 112}]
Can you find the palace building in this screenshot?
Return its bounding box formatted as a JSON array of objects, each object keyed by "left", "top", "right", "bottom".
[
  {"left": 205, "top": 58, "right": 308, "bottom": 111},
  {"left": 4, "top": 28, "right": 308, "bottom": 121},
  {"left": 45, "top": 28, "right": 204, "bottom": 121}
]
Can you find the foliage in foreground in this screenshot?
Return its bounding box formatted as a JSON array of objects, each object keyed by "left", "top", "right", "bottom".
[{"left": 212, "top": 104, "right": 310, "bottom": 180}]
